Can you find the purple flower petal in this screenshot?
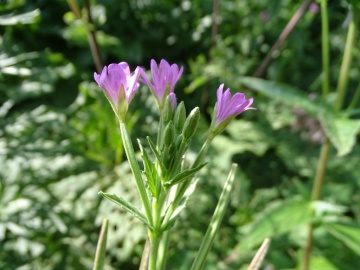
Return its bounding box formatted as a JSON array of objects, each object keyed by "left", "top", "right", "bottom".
[
  {"left": 140, "top": 59, "right": 183, "bottom": 106},
  {"left": 94, "top": 62, "right": 141, "bottom": 116},
  {"left": 215, "top": 84, "right": 255, "bottom": 126}
]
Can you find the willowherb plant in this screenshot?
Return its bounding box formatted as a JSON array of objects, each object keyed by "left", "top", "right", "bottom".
[{"left": 93, "top": 59, "right": 255, "bottom": 270}]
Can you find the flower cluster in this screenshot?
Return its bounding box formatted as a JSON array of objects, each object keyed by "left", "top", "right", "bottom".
[
  {"left": 94, "top": 59, "right": 256, "bottom": 269},
  {"left": 209, "top": 84, "right": 255, "bottom": 139},
  {"left": 94, "top": 59, "right": 255, "bottom": 133}
]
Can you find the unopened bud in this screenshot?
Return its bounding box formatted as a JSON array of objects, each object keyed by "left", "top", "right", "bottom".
[
  {"left": 174, "top": 101, "right": 186, "bottom": 134},
  {"left": 162, "top": 95, "right": 173, "bottom": 124},
  {"left": 164, "top": 121, "right": 176, "bottom": 147},
  {"left": 182, "top": 107, "right": 200, "bottom": 140}
]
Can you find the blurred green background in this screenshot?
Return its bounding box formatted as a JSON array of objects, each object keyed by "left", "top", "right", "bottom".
[{"left": 1, "top": 0, "right": 360, "bottom": 269}]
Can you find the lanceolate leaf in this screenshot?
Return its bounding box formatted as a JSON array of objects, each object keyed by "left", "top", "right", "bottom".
[
  {"left": 237, "top": 199, "right": 313, "bottom": 250},
  {"left": 138, "top": 139, "right": 158, "bottom": 198},
  {"left": 319, "top": 114, "right": 360, "bottom": 157},
  {"left": 164, "top": 163, "right": 208, "bottom": 188},
  {"left": 191, "top": 164, "right": 238, "bottom": 270},
  {"left": 99, "top": 192, "right": 153, "bottom": 230},
  {"left": 238, "top": 77, "right": 331, "bottom": 115},
  {"left": 146, "top": 136, "right": 167, "bottom": 174}
]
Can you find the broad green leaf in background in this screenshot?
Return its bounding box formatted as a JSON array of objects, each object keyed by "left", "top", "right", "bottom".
[
  {"left": 319, "top": 115, "right": 360, "bottom": 157},
  {"left": 0, "top": 9, "right": 40, "bottom": 25},
  {"left": 238, "top": 77, "right": 331, "bottom": 115},
  {"left": 307, "top": 256, "right": 338, "bottom": 270},
  {"left": 237, "top": 199, "right": 313, "bottom": 250},
  {"left": 325, "top": 223, "right": 360, "bottom": 256}
]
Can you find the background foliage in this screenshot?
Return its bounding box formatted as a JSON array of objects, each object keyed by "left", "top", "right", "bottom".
[{"left": 1, "top": 0, "right": 359, "bottom": 269}]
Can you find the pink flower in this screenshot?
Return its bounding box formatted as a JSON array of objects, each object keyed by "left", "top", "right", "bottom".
[
  {"left": 215, "top": 84, "right": 255, "bottom": 126},
  {"left": 140, "top": 59, "right": 183, "bottom": 108},
  {"left": 209, "top": 84, "right": 255, "bottom": 139},
  {"left": 94, "top": 62, "right": 140, "bottom": 120}
]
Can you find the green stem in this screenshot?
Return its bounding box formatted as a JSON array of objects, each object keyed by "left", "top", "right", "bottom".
[
  {"left": 149, "top": 198, "right": 163, "bottom": 270},
  {"left": 119, "top": 122, "right": 153, "bottom": 226},
  {"left": 335, "top": 8, "right": 358, "bottom": 111},
  {"left": 84, "top": 0, "right": 103, "bottom": 73},
  {"left": 302, "top": 1, "right": 333, "bottom": 268},
  {"left": 303, "top": 140, "right": 331, "bottom": 270},
  {"left": 191, "top": 164, "right": 238, "bottom": 270},
  {"left": 157, "top": 184, "right": 180, "bottom": 269},
  {"left": 157, "top": 230, "right": 170, "bottom": 270},
  {"left": 310, "top": 140, "right": 331, "bottom": 201},
  {"left": 149, "top": 230, "right": 161, "bottom": 270},
  {"left": 149, "top": 109, "right": 166, "bottom": 269},
  {"left": 303, "top": 4, "right": 359, "bottom": 269},
  {"left": 321, "top": 0, "right": 330, "bottom": 99}
]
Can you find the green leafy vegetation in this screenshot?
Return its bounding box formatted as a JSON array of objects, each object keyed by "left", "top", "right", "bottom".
[{"left": 1, "top": 0, "right": 359, "bottom": 269}]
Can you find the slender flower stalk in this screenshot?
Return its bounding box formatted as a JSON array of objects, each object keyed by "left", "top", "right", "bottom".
[
  {"left": 140, "top": 59, "right": 183, "bottom": 110},
  {"left": 209, "top": 84, "right": 255, "bottom": 139},
  {"left": 94, "top": 62, "right": 140, "bottom": 122},
  {"left": 303, "top": 4, "right": 359, "bottom": 270},
  {"left": 119, "top": 122, "right": 153, "bottom": 226}
]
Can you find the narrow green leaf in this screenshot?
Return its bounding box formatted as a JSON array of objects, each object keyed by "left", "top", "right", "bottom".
[
  {"left": 93, "top": 218, "right": 108, "bottom": 270},
  {"left": 146, "top": 136, "right": 167, "bottom": 174},
  {"left": 238, "top": 77, "right": 331, "bottom": 115},
  {"left": 160, "top": 216, "right": 177, "bottom": 232},
  {"left": 164, "top": 162, "right": 208, "bottom": 188},
  {"left": 325, "top": 223, "right": 360, "bottom": 255},
  {"left": 191, "top": 164, "right": 237, "bottom": 270},
  {"left": 237, "top": 199, "right": 313, "bottom": 250},
  {"left": 138, "top": 139, "right": 158, "bottom": 198},
  {"left": 319, "top": 114, "right": 360, "bottom": 156},
  {"left": 99, "top": 192, "right": 153, "bottom": 230}
]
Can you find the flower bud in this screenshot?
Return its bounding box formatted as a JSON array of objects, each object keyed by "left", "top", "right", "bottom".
[
  {"left": 175, "top": 134, "right": 183, "bottom": 149},
  {"left": 174, "top": 101, "right": 186, "bottom": 134},
  {"left": 164, "top": 121, "right": 176, "bottom": 147},
  {"left": 182, "top": 107, "right": 200, "bottom": 140},
  {"left": 162, "top": 95, "right": 173, "bottom": 124}
]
